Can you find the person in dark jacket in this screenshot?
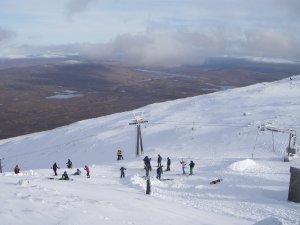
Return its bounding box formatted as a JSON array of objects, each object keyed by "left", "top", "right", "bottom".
[
  {"left": 166, "top": 157, "right": 171, "bottom": 171},
  {"left": 143, "top": 156, "right": 152, "bottom": 171},
  {"left": 157, "top": 154, "right": 162, "bottom": 167},
  {"left": 120, "top": 166, "right": 126, "bottom": 178},
  {"left": 66, "top": 159, "right": 72, "bottom": 169},
  {"left": 73, "top": 168, "right": 81, "bottom": 175},
  {"left": 52, "top": 162, "right": 59, "bottom": 176},
  {"left": 189, "top": 161, "right": 195, "bottom": 175},
  {"left": 61, "top": 171, "right": 69, "bottom": 180},
  {"left": 117, "top": 150, "right": 123, "bottom": 160},
  {"left": 156, "top": 166, "right": 162, "bottom": 180}
]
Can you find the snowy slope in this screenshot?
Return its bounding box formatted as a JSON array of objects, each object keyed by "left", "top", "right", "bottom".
[{"left": 1, "top": 76, "right": 300, "bottom": 225}]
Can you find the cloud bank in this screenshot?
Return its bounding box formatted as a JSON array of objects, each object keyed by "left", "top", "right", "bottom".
[
  {"left": 1, "top": 0, "right": 300, "bottom": 66},
  {"left": 7, "top": 27, "right": 298, "bottom": 67}
]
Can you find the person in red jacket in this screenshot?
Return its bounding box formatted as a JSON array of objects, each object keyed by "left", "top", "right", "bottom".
[
  {"left": 84, "top": 165, "right": 90, "bottom": 178},
  {"left": 14, "top": 165, "right": 20, "bottom": 174}
]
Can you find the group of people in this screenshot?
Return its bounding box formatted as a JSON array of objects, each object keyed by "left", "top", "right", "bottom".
[
  {"left": 13, "top": 149, "right": 195, "bottom": 182},
  {"left": 117, "top": 149, "right": 196, "bottom": 180},
  {"left": 180, "top": 159, "right": 195, "bottom": 175},
  {"left": 143, "top": 154, "right": 195, "bottom": 180},
  {"left": 52, "top": 159, "right": 90, "bottom": 180}
]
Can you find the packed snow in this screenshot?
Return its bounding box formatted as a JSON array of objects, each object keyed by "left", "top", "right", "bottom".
[{"left": 1, "top": 76, "right": 300, "bottom": 225}]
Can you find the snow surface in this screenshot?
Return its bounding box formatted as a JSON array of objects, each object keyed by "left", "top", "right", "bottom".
[{"left": 1, "top": 76, "right": 300, "bottom": 225}]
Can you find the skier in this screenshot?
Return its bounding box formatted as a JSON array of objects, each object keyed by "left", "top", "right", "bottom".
[
  {"left": 180, "top": 160, "right": 187, "bottom": 174},
  {"left": 84, "top": 165, "right": 90, "bottom": 178},
  {"left": 143, "top": 156, "right": 152, "bottom": 171},
  {"left": 157, "top": 154, "right": 162, "bottom": 167},
  {"left": 73, "top": 168, "right": 81, "bottom": 175},
  {"left": 117, "top": 150, "right": 123, "bottom": 160},
  {"left": 120, "top": 166, "right": 126, "bottom": 178},
  {"left": 61, "top": 171, "right": 69, "bottom": 180},
  {"left": 52, "top": 162, "right": 59, "bottom": 176},
  {"left": 156, "top": 165, "right": 162, "bottom": 180},
  {"left": 14, "top": 165, "right": 20, "bottom": 174},
  {"left": 166, "top": 157, "right": 171, "bottom": 171},
  {"left": 66, "top": 159, "right": 72, "bottom": 169},
  {"left": 189, "top": 160, "right": 195, "bottom": 175}
]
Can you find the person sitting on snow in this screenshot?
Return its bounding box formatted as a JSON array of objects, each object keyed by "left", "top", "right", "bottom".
[
  {"left": 61, "top": 171, "right": 69, "bottom": 180},
  {"left": 73, "top": 168, "right": 81, "bottom": 175}
]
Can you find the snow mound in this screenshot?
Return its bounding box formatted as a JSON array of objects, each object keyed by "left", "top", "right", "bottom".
[
  {"left": 228, "top": 159, "right": 270, "bottom": 173},
  {"left": 253, "top": 217, "right": 282, "bottom": 225}
]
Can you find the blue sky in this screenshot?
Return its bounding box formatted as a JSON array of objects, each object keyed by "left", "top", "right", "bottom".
[{"left": 0, "top": 0, "right": 299, "bottom": 66}]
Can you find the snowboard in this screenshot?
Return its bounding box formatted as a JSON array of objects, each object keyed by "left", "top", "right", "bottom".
[
  {"left": 47, "top": 177, "right": 74, "bottom": 181},
  {"left": 210, "top": 178, "right": 222, "bottom": 184}
]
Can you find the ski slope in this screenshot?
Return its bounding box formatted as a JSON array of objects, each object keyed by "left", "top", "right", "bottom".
[{"left": 1, "top": 76, "right": 300, "bottom": 225}]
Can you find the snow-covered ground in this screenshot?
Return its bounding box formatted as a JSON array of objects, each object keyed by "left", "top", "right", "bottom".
[{"left": 1, "top": 76, "right": 300, "bottom": 225}]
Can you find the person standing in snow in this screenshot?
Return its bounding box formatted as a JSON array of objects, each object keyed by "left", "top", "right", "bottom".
[
  {"left": 143, "top": 156, "right": 152, "bottom": 171},
  {"left": 66, "top": 159, "right": 72, "bottom": 169},
  {"left": 166, "top": 157, "right": 171, "bottom": 171},
  {"left": 117, "top": 150, "right": 123, "bottom": 160},
  {"left": 180, "top": 160, "right": 187, "bottom": 174},
  {"left": 189, "top": 161, "right": 195, "bottom": 175},
  {"left": 120, "top": 166, "right": 126, "bottom": 178},
  {"left": 14, "top": 165, "right": 20, "bottom": 174},
  {"left": 52, "top": 162, "right": 59, "bottom": 176},
  {"left": 157, "top": 154, "right": 162, "bottom": 167},
  {"left": 84, "top": 165, "right": 90, "bottom": 178},
  {"left": 156, "top": 165, "right": 162, "bottom": 180}
]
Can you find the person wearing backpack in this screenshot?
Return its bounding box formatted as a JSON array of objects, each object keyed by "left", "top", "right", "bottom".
[{"left": 189, "top": 161, "right": 195, "bottom": 175}]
